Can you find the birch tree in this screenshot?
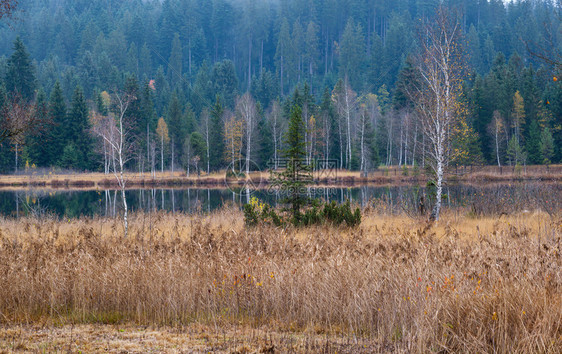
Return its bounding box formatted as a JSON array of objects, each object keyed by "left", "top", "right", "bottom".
[
  {"left": 93, "top": 92, "right": 136, "bottom": 237},
  {"left": 332, "top": 78, "right": 358, "bottom": 170},
  {"left": 156, "top": 117, "right": 169, "bottom": 173},
  {"left": 358, "top": 108, "right": 369, "bottom": 176},
  {"left": 200, "top": 108, "right": 211, "bottom": 174},
  {"left": 235, "top": 92, "right": 257, "bottom": 175},
  {"left": 409, "top": 8, "right": 467, "bottom": 221},
  {"left": 5, "top": 97, "right": 34, "bottom": 173},
  {"left": 223, "top": 111, "right": 244, "bottom": 174},
  {"left": 488, "top": 110, "right": 506, "bottom": 167},
  {"left": 0, "top": 93, "right": 37, "bottom": 146}
]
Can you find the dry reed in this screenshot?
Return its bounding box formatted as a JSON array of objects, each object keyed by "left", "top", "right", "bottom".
[{"left": 0, "top": 209, "right": 560, "bottom": 352}]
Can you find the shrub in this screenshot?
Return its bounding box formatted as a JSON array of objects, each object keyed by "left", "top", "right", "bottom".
[
  {"left": 402, "top": 165, "right": 409, "bottom": 176},
  {"left": 245, "top": 197, "right": 361, "bottom": 228},
  {"left": 244, "top": 197, "right": 283, "bottom": 227}
]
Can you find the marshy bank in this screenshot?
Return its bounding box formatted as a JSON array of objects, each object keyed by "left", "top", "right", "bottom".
[{"left": 0, "top": 165, "right": 561, "bottom": 189}]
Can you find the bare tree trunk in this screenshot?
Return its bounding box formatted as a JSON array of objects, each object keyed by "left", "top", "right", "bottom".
[
  {"left": 147, "top": 124, "right": 150, "bottom": 173},
  {"left": 104, "top": 139, "right": 108, "bottom": 174},
  {"left": 205, "top": 114, "right": 210, "bottom": 174},
  {"left": 360, "top": 114, "right": 366, "bottom": 176},
  {"left": 412, "top": 121, "right": 418, "bottom": 166},
  {"left": 151, "top": 143, "right": 156, "bottom": 178},
  {"left": 495, "top": 117, "right": 501, "bottom": 167},
  {"left": 121, "top": 175, "right": 128, "bottom": 236},
  {"left": 338, "top": 117, "right": 344, "bottom": 170},
  {"left": 399, "top": 122, "right": 403, "bottom": 166},
  {"left": 273, "top": 113, "right": 278, "bottom": 169},
  {"left": 324, "top": 115, "right": 330, "bottom": 164},
  {"left": 404, "top": 114, "right": 410, "bottom": 166},
  {"left": 14, "top": 143, "right": 18, "bottom": 174},
  {"left": 345, "top": 86, "right": 352, "bottom": 169},
  {"left": 432, "top": 157, "right": 444, "bottom": 221},
  {"left": 422, "top": 134, "right": 425, "bottom": 168}
]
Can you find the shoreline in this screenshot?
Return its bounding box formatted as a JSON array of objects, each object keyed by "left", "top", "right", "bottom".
[{"left": 0, "top": 165, "right": 561, "bottom": 190}]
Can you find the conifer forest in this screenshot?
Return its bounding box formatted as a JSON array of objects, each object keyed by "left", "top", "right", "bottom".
[{"left": 0, "top": 0, "right": 560, "bottom": 175}]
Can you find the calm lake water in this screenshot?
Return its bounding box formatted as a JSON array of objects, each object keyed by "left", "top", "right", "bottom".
[{"left": 2, "top": 183, "right": 561, "bottom": 219}]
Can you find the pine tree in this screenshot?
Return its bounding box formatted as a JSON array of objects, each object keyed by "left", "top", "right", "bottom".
[
  {"left": 339, "top": 19, "right": 365, "bottom": 90},
  {"left": 5, "top": 37, "right": 36, "bottom": 101},
  {"left": 271, "top": 105, "right": 311, "bottom": 224},
  {"left": 209, "top": 97, "right": 225, "bottom": 171},
  {"left": 211, "top": 60, "right": 238, "bottom": 108},
  {"left": 64, "top": 86, "right": 93, "bottom": 170},
  {"left": 539, "top": 127, "right": 554, "bottom": 165},
  {"left": 526, "top": 119, "right": 541, "bottom": 164},
  {"left": 275, "top": 18, "right": 292, "bottom": 96},
  {"left": 166, "top": 93, "right": 185, "bottom": 166},
  {"left": 45, "top": 82, "right": 67, "bottom": 167},
  {"left": 506, "top": 135, "right": 523, "bottom": 166},
  {"left": 168, "top": 33, "right": 183, "bottom": 88},
  {"left": 25, "top": 89, "right": 48, "bottom": 166},
  {"left": 304, "top": 21, "right": 319, "bottom": 84}
]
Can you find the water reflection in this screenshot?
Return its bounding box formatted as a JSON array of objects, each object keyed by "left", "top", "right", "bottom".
[{"left": 2, "top": 183, "right": 561, "bottom": 219}]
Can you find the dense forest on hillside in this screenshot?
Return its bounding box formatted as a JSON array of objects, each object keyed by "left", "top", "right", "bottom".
[{"left": 0, "top": 0, "right": 560, "bottom": 174}]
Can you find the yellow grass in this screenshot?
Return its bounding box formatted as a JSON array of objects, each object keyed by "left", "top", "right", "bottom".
[{"left": 0, "top": 209, "right": 560, "bottom": 352}]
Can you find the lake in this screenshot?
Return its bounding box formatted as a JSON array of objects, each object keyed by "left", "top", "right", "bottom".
[{"left": 1, "top": 182, "right": 560, "bottom": 219}]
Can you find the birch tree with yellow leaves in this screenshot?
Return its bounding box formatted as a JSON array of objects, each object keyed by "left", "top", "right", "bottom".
[
  {"left": 223, "top": 111, "right": 244, "bottom": 175},
  {"left": 156, "top": 117, "right": 169, "bottom": 173},
  {"left": 409, "top": 8, "right": 468, "bottom": 221}
]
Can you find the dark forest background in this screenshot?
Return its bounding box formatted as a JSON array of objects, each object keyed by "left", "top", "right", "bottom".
[{"left": 0, "top": 0, "right": 560, "bottom": 174}]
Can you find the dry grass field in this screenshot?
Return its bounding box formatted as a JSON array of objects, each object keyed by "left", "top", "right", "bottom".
[{"left": 0, "top": 208, "right": 560, "bottom": 352}]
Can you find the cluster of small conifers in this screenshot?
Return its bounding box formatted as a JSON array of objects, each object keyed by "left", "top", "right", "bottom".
[
  {"left": 0, "top": 209, "right": 560, "bottom": 352},
  {"left": 244, "top": 197, "right": 361, "bottom": 227}
]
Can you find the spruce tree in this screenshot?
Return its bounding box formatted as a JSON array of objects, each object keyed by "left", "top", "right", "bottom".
[
  {"left": 167, "top": 93, "right": 184, "bottom": 155},
  {"left": 45, "top": 82, "right": 67, "bottom": 166},
  {"left": 5, "top": 37, "right": 36, "bottom": 101},
  {"left": 539, "top": 127, "right": 554, "bottom": 165},
  {"left": 123, "top": 75, "right": 142, "bottom": 137},
  {"left": 64, "top": 86, "right": 93, "bottom": 170},
  {"left": 209, "top": 97, "right": 225, "bottom": 171},
  {"left": 526, "top": 119, "right": 541, "bottom": 164},
  {"left": 272, "top": 104, "right": 311, "bottom": 224},
  {"left": 25, "top": 89, "right": 48, "bottom": 166}
]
